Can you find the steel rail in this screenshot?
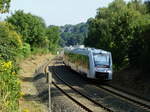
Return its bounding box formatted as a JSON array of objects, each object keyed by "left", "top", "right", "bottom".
[
  {"left": 106, "top": 83, "right": 150, "bottom": 102},
  {"left": 52, "top": 81, "right": 93, "bottom": 112},
  {"left": 98, "top": 84, "right": 150, "bottom": 111},
  {"left": 52, "top": 62, "right": 114, "bottom": 112},
  {"left": 44, "top": 58, "right": 94, "bottom": 112}
]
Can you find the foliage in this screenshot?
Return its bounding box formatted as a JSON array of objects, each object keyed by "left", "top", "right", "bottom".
[
  {"left": 0, "top": 22, "right": 22, "bottom": 61},
  {"left": 145, "top": 0, "right": 150, "bottom": 13},
  {"left": 6, "top": 10, "right": 48, "bottom": 48},
  {"left": 85, "top": 0, "right": 150, "bottom": 71},
  {"left": 0, "top": 60, "right": 20, "bottom": 112},
  {"left": 60, "top": 23, "right": 88, "bottom": 46},
  {"left": 0, "top": 0, "right": 11, "bottom": 13},
  {"left": 46, "top": 26, "right": 60, "bottom": 53},
  {"left": 18, "top": 43, "right": 31, "bottom": 58},
  {"left": 0, "top": 5, "right": 62, "bottom": 112}
]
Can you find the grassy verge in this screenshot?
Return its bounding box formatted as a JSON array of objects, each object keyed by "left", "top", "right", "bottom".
[{"left": 19, "top": 53, "right": 54, "bottom": 112}]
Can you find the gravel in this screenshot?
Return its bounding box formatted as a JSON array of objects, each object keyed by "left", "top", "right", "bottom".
[{"left": 51, "top": 85, "right": 86, "bottom": 112}]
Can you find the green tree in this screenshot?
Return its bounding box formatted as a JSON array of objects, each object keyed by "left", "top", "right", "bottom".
[
  {"left": 85, "top": 0, "right": 150, "bottom": 70},
  {"left": 46, "top": 26, "right": 60, "bottom": 52},
  {"left": 128, "top": 14, "right": 150, "bottom": 69},
  {"left": 6, "top": 10, "right": 48, "bottom": 48},
  {"left": 0, "top": 0, "right": 11, "bottom": 13},
  {"left": 145, "top": 0, "right": 150, "bottom": 13},
  {"left": 128, "top": 0, "right": 147, "bottom": 14},
  {"left": 60, "top": 22, "right": 88, "bottom": 46}
]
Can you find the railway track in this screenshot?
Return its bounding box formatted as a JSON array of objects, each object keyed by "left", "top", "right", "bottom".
[
  {"left": 44, "top": 57, "right": 113, "bottom": 112},
  {"left": 44, "top": 57, "right": 150, "bottom": 112},
  {"left": 51, "top": 60, "right": 114, "bottom": 112},
  {"left": 98, "top": 84, "right": 150, "bottom": 110}
]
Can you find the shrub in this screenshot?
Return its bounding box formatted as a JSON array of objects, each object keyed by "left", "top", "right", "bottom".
[
  {"left": 19, "top": 43, "right": 31, "bottom": 58},
  {"left": 0, "top": 22, "right": 22, "bottom": 61},
  {"left": 0, "top": 60, "right": 20, "bottom": 112}
]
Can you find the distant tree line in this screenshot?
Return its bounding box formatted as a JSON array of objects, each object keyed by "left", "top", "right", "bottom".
[
  {"left": 59, "top": 23, "right": 88, "bottom": 47},
  {"left": 84, "top": 0, "right": 150, "bottom": 71}
]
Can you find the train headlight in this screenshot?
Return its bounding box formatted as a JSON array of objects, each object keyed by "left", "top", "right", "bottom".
[{"left": 107, "top": 70, "right": 112, "bottom": 74}]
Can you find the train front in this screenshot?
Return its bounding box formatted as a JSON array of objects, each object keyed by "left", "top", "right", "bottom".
[{"left": 93, "top": 52, "right": 113, "bottom": 80}]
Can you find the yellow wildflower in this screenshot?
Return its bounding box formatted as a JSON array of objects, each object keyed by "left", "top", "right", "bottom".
[
  {"left": 4, "top": 101, "right": 9, "bottom": 106},
  {"left": 23, "top": 109, "right": 30, "bottom": 112},
  {"left": 20, "top": 91, "right": 25, "bottom": 97},
  {"left": 16, "top": 80, "right": 20, "bottom": 85},
  {"left": 2, "top": 61, "right": 12, "bottom": 69},
  {"left": 12, "top": 72, "right": 16, "bottom": 75}
]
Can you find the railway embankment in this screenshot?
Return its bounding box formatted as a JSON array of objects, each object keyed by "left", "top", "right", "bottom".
[
  {"left": 19, "top": 54, "right": 53, "bottom": 112},
  {"left": 112, "top": 68, "right": 150, "bottom": 101}
]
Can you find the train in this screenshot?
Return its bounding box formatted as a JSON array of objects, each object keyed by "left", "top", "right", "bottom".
[{"left": 63, "top": 45, "right": 113, "bottom": 80}]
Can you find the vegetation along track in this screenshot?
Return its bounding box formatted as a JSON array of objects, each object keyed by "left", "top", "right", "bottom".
[{"left": 44, "top": 57, "right": 113, "bottom": 112}]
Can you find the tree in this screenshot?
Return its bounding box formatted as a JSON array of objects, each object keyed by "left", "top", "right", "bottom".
[
  {"left": 60, "top": 22, "right": 88, "bottom": 46},
  {"left": 0, "top": 0, "right": 11, "bottom": 13},
  {"left": 46, "top": 26, "right": 60, "bottom": 52},
  {"left": 128, "top": 0, "right": 147, "bottom": 14},
  {"left": 6, "top": 10, "right": 48, "bottom": 48},
  {"left": 128, "top": 14, "right": 150, "bottom": 69},
  {"left": 84, "top": 0, "right": 150, "bottom": 70},
  {"left": 145, "top": 0, "right": 150, "bottom": 13}
]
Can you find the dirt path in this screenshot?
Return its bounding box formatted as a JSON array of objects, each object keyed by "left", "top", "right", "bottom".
[{"left": 19, "top": 54, "right": 53, "bottom": 112}]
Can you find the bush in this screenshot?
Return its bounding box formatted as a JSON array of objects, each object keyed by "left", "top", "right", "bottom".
[
  {"left": 0, "top": 22, "right": 22, "bottom": 61},
  {"left": 0, "top": 60, "right": 20, "bottom": 112},
  {"left": 19, "top": 43, "right": 31, "bottom": 58}
]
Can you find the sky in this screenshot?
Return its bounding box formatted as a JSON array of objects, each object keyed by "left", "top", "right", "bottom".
[{"left": 0, "top": 0, "right": 131, "bottom": 26}]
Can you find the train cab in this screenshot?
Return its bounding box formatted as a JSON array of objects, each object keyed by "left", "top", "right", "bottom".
[{"left": 93, "top": 52, "right": 112, "bottom": 80}]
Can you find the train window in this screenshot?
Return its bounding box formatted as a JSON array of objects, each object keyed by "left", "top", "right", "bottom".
[{"left": 93, "top": 53, "right": 110, "bottom": 67}]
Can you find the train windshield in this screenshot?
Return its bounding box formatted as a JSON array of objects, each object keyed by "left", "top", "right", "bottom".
[{"left": 93, "top": 53, "right": 110, "bottom": 67}]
